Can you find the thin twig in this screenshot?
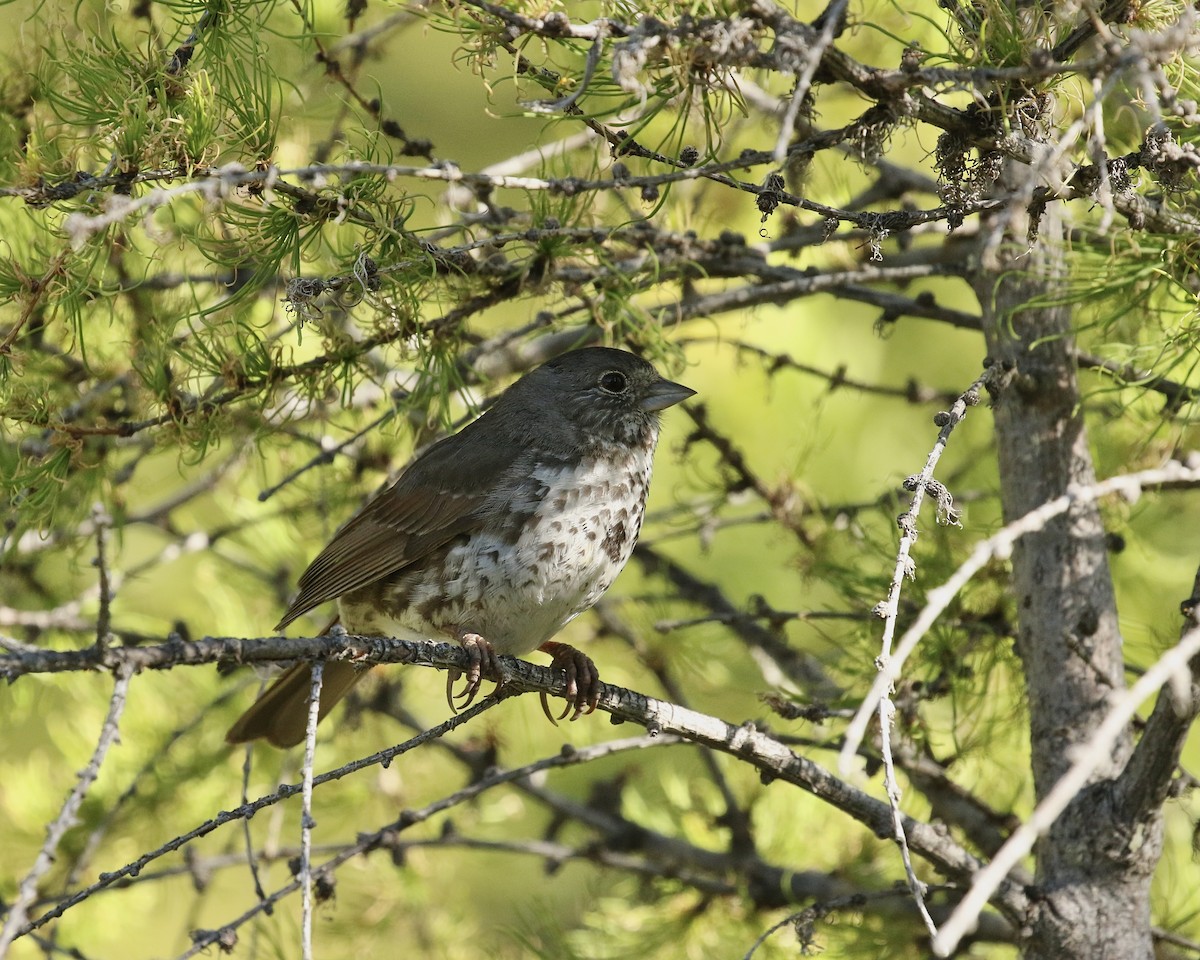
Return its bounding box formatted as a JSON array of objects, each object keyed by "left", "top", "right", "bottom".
[
  {"left": 179, "top": 735, "right": 678, "bottom": 960},
  {"left": 743, "top": 887, "right": 933, "bottom": 959},
  {"left": 257, "top": 406, "right": 399, "bottom": 503},
  {"left": 0, "top": 664, "right": 134, "bottom": 957},
  {"left": 91, "top": 505, "right": 113, "bottom": 652},
  {"left": 932, "top": 620, "right": 1200, "bottom": 956},
  {"left": 877, "top": 700, "right": 937, "bottom": 937},
  {"left": 58, "top": 687, "right": 244, "bottom": 896},
  {"left": 19, "top": 694, "right": 501, "bottom": 938},
  {"left": 300, "top": 662, "right": 323, "bottom": 960},
  {"left": 841, "top": 458, "right": 1200, "bottom": 769},
  {"left": 237, "top": 724, "right": 270, "bottom": 905},
  {"left": 771, "top": 0, "right": 846, "bottom": 166},
  {"left": 863, "top": 367, "right": 991, "bottom": 938}
]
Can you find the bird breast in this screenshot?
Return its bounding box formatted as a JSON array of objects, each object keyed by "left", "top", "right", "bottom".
[{"left": 346, "top": 440, "right": 657, "bottom": 656}]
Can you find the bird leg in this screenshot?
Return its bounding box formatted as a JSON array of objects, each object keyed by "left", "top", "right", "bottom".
[
  {"left": 538, "top": 641, "right": 602, "bottom": 725},
  {"left": 447, "top": 631, "right": 502, "bottom": 712}
]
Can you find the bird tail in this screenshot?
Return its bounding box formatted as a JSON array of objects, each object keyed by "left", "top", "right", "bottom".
[{"left": 226, "top": 659, "right": 367, "bottom": 748}]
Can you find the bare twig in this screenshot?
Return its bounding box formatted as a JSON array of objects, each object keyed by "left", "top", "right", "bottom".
[
  {"left": 19, "top": 695, "right": 501, "bottom": 938},
  {"left": 860, "top": 367, "right": 992, "bottom": 937},
  {"left": 179, "top": 735, "right": 679, "bottom": 959},
  {"left": 237, "top": 728, "right": 270, "bottom": 906},
  {"left": 257, "top": 406, "right": 400, "bottom": 503},
  {"left": 876, "top": 699, "right": 938, "bottom": 938},
  {"left": 841, "top": 458, "right": 1200, "bottom": 769},
  {"left": 932, "top": 619, "right": 1200, "bottom": 956},
  {"left": 300, "top": 662, "right": 323, "bottom": 960},
  {"left": 58, "top": 687, "right": 244, "bottom": 897},
  {"left": 91, "top": 505, "right": 114, "bottom": 652},
  {"left": 0, "top": 664, "right": 134, "bottom": 957},
  {"left": 771, "top": 0, "right": 847, "bottom": 166},
  {"left": 743, "top": 887, "right": 937, "bottom": 959}
]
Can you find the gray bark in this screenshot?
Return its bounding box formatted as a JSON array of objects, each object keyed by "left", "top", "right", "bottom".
[{"left": 971, "top": 197, "right": 1157, "bottom": 959}]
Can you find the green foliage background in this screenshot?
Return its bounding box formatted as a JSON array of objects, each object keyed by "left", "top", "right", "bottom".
[{"left": 2, "top": 0, "right": 1199, "bottom": 957}]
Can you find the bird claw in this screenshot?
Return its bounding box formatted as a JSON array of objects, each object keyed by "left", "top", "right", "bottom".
[
  {"left": 447, "top": 632, "right": 501, "bottom": 713},
  {"left": 539, "top": 641, "right": 601, "bottom": 725}
]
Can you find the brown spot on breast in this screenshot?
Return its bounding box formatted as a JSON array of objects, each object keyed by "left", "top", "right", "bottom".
[
  {"left": 601, "top": 521, "right": 627, "bottom": 563},
  {"left": 417, "top": 595, "right": 447, "bottom": 625}
]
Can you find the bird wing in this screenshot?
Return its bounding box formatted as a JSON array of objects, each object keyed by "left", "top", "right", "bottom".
[{"left": 275, "top": 426, "right": 530, "bottom": 630}]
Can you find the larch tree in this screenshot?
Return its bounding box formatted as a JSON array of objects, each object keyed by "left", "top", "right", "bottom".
[{"left": 2, "top": 2, "right": 1199, "bottom": 959}]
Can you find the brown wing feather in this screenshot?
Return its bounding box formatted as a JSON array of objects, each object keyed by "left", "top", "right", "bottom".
[{"left": 275, "top": 424, "right": 531, "bottom": 630}]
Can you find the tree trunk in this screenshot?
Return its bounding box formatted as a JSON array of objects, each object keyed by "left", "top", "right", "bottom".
[{"left": 970, "top": 197, "right": 1158, "bottom": 958}]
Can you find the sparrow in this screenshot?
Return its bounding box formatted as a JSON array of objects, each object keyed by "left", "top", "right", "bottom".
[{"left": 226, "top": 346, "right": 694, "bottom": 747}]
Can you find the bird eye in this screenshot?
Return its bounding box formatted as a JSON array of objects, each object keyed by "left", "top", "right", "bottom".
[{"left": 599, "top": 370, "right": 628, "bottom": 394}]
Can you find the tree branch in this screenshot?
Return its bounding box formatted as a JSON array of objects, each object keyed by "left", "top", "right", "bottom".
[
  {"left": 1112, "top": 563, "right": 1200, "bottom": 825},
  {"left": 0, "top": 632, "right": 1026, "bottom": 923}
]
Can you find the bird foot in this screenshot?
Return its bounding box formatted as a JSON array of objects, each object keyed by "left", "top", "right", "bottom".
[
  {"left": 538, "top": 641, "right": 601, "bottom": 725},
  {"left": 446, "top": 632, "right": 503, "bottom": 713}
]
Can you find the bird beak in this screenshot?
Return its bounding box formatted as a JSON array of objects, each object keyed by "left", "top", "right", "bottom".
[{"left": 641, "top": 377, "right": 696, "bottom": 412}]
